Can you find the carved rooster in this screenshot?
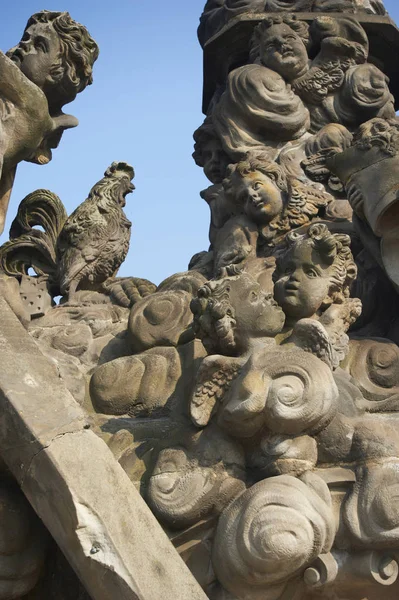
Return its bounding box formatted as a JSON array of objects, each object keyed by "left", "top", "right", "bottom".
[{"left": 57, "top": 162, "right": 134, "bottom": 298}]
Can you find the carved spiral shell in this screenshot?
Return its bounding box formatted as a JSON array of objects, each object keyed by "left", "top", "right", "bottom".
[
  {"left": 213, "top": 473, "right": 335, "bottom": 599},
  {"left": 128, "top": 290, "right": 194, "bottom": 352},
  {"left": 344, "top": 461, "right": 399, "bottom": 547}
]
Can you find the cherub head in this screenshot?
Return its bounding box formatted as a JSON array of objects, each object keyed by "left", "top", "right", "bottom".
[
  {"left": 223, "top": 155, "right": 288, "bottom": 226},
  {"left": 191, "top": 273, "right": 285, "bottom": 356},
  {"left": 9, "top": 10, "right": 99, "bottom": 110},
  {"left": 273, "top": 223, "right": 357, "bottom": 324},
  {"left": 250, "top": 16, "right": 309, "bottom": 82},
  {"left": 193, "top": 116, "right": 230, "bottom": 184}
]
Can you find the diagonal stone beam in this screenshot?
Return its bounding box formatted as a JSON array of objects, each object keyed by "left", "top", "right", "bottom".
[{"left": 0, "top": 295, "right": 208, "bottom": 600}]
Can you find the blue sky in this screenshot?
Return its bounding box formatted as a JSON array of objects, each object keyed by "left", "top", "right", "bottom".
[{"left": 1, "top": 1, "right": 399, "bottom": 285}]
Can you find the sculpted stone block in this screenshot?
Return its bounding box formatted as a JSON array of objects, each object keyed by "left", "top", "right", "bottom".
[
  {"left": 198, "top": 0, "right": 386, "bottom": 48},
  {"left": 213, "top": 472, "right": 335, "bottom": 599},
  {"left": 147, "top": 425, "right": 246, "bottom": 528},
  {"left": 202, "top": 10, "right": 398, "bottom": 115},
  {"left": 5, "top": 2, "right": 399, "bottom": 599},
  {"left": 329, "top": 118, "right": 399, "bottom": 290},
  {"left": 0, "top": 297, "right": 208, "bottom": 600}
]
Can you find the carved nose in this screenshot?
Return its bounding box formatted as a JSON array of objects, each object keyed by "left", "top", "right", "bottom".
[
  {"left": 286, "top": 274, "right": 300, "bottom": 287},
  {"left": 19, "top": 41, "right": 30, "bottom": 53}
]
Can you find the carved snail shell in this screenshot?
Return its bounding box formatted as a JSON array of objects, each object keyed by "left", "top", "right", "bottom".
[{"left": 212, "top": 473, "right": 335, "bottom": 599}]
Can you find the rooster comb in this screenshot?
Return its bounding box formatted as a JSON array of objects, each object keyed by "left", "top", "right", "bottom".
[{"left": 104, "top": 162, "right": 135, "bottom": 181}]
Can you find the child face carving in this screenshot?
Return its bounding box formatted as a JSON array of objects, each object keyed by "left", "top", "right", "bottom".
[
  {"left": 274, "top": 241, "right": 336, "bottom": 322},
  {"left": 260, "top": 23, "right": 308, "bottom": 82},
  {"left": 10, "top": 21, "right": 61, "bottom": 90},
  {"left": 202, "top": 138, "right": 227, "bottom": 184},
  {"left": 233, "top": 170, "right": 284, "bottom": 225},
  {"left": 230, "top": 278, "right": 286, "bottom": 343}
]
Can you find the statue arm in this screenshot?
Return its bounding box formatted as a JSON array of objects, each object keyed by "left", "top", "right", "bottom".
[{"left": 0, "top": 51, "right": 44, "bottom": 108}]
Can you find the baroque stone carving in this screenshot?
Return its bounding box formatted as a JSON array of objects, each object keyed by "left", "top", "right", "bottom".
[
  {"left": 0, "top": 11, "right": 98, "bottom": 234},
  {"left": 3, "top": 2, "right": 399, "bottom": 599},
  {"left": 198, "top": 0, "right": 386, "bottom": 47},
  {"left": 213, "top": 472, "right": 335, "bottom": 598}
]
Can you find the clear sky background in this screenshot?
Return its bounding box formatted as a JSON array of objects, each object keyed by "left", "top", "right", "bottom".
[{"left": 1, "top": 1, "right": 398, "bottom": 285}]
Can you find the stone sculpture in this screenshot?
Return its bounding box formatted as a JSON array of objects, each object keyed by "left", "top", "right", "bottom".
[
  {"left": 198, "top": 0, "right": 386, "bottom": 46},
  {"left": 5, "top": 1, "right": 399, "bottom": 599},
  {"left": 0, "top": 10, "right": 99, "bottom": 234}
]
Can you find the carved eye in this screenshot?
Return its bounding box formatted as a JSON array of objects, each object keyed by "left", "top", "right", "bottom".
[
  {"left": 250, "top": 291, "right": 258, "bottom": 302},
  {"left": 284, "top": 266, "right": 294, "bottom": 276},
  {"left": 34, "top": 38, "right": 48, "bottom": 53},
  {"left": 253, "top": 182, "right": 263, "bottom": 191},
  {"left": 305, "top": 267, "right": 319, "bottom": 279}
]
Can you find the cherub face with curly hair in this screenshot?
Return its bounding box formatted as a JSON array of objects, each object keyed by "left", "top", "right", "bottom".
[
  {"left": 10, "top": 21, "right": 61, "bottom": 90},
  {"left": 230, "top": 169, "right": 285, "bottom": 225},
  {"left": 260, "top": 23, "right": 309, "bottom": 81},
  {"left": 230, "top": 277, "right": 286, "bottom": 345},
  {"left": 274, "top": 241, "right": 337, "bottom": 322}
]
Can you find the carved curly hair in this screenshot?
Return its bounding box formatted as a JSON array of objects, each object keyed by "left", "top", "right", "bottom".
[
  {"left": 25, "top": 10, "right": 99, "bottom": 103},
  {"left": 250, "top": 15, "right": 310, "bottom": 64},
  {"left": 191, "top": 279, "right": 238, "bottom": 355},
  {"left": 273, "top": 223, "right": 357, "bottom": 305},
  {"left": 223, "top": 153, "right": 288, "bottom": 204}
]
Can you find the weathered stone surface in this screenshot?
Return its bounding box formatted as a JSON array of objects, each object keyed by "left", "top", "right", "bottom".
[
  {"left": 0, "top": 297, "right": 208, "bottom": 600},
  {"left": 202, "top": 12, "right": 399, "bottom": 114},
  {"left": 0, "top": 11, "right": 99, "bottom": 234},
  {"left": 23, "top": 430, "right": 208, "bottom": 600},
  {"left": 5, "top": 2, "right": 399, "bottom": 599},
  {"left": 0, "top": 295, "right": 87, "bottom": 475}
]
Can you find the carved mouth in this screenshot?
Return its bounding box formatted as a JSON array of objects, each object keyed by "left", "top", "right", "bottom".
[
  {"left": 284, "top": 284, "right": 299, "bottom": 295},
  {"left": 249, "top": 199, "right": 264, "bottom": 209}
]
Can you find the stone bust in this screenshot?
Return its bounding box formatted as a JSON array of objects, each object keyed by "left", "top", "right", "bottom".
[
  {"left": 251, "top": 16, "right": 310, "bottom": 83},
  {"left": 0, "top": 10, "right": 98, "bottom": 233}
]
